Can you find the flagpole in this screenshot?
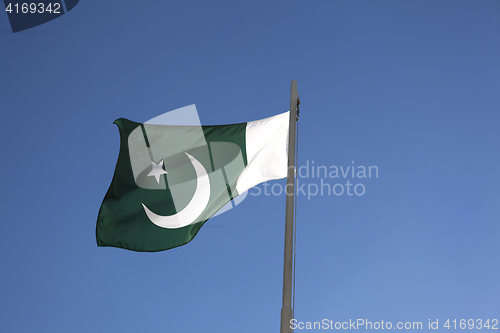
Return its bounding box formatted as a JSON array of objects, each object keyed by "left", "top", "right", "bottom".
[{"left": 280, "top": 80, "right": 298, "bottom": 333}]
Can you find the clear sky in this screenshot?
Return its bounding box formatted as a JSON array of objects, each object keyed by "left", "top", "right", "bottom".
[{"left": 1, "top": 1, "right": 499, "bottom": 332}]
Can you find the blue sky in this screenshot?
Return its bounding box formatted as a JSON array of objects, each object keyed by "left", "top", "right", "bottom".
[{"left": 1, "top": 1, "right": 499, "bottom": 332}]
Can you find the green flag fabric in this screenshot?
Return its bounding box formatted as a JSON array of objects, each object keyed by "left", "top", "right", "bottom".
[{"left": 96, "top": 112, "right": 289, "bottom": 252}]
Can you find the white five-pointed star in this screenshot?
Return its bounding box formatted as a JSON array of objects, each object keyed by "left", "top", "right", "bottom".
[{"left": 147, "top": 160, "right": 168, "bottom": 183}]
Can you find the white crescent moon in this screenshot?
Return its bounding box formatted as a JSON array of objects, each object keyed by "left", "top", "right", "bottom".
[{"left": 142, "top": 153, "right": 210, "bottom": 229}]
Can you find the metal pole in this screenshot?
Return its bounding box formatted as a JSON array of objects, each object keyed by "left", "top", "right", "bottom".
[{"left": 280, "top": 80, "right": 298, "bottom": 333}]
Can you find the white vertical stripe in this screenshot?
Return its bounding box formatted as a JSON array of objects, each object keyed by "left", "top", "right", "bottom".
[{"left": 236, "top": 112, "right": 289, "bottom": 194}]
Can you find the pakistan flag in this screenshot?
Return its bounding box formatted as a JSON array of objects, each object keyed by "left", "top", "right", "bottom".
[{"left": 96, "top": 112, "right": 289, "bottom": 252}]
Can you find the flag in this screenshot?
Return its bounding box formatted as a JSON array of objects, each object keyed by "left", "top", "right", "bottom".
[{"left": 96, "top": 112, "right": 289, "bottom": 252}]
